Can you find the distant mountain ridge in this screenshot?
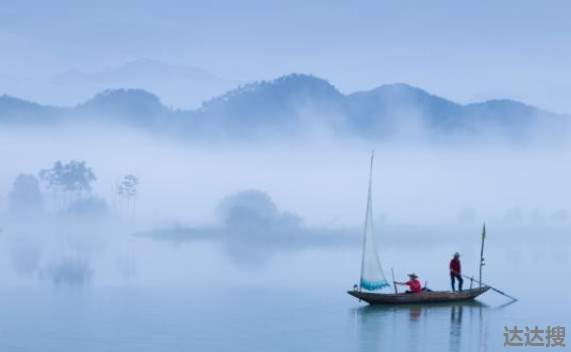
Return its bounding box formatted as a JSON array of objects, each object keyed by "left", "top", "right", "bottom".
[
  {"left": 0, "top": 95, "right": 64, "bottom": 124},
  {"left": 54, "top": 59, "right": 225, "bottom": 84},
  {"left": 51, "top": 59, "right": 236, "bottom": 109},
  {"left": 1, "top": 74, "right": 568, "bottom": 141}
]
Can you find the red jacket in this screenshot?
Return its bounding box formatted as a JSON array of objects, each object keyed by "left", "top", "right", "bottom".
[
  {"left": 406, "top": 279, "right": 422, "bottom": 293},
  {"left": 450, "top": 258, "right": 461, "bottom": 275}
]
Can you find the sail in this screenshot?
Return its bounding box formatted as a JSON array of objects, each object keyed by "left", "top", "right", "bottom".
[{"left": 359, "top": 152, "right": 390, "bottom": 291}]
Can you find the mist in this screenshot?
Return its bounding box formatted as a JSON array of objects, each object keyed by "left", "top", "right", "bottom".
[{"left": 0, "top": 121, "right": 569, "bottom": 291}]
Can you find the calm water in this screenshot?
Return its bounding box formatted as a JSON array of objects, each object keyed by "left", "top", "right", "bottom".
[
  {"left": 0, "top": 282, "right": 569, "bottom": 352},
  {"left": 0, "top": 226, "right": 569, "bottom": 352}
]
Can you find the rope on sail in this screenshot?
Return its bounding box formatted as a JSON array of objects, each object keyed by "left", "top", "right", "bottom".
[{"left": 359, "top": 152, "right": 390, "bottom": 291}]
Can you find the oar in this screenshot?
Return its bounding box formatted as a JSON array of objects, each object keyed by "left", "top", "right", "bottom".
[{"left": 462, "top": 274, "right": 517, "bottom": 301}]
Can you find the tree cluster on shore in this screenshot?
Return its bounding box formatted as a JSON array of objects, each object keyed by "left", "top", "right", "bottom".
[{"left": 6, "top": 160, "right": 139, "bottom": 219}]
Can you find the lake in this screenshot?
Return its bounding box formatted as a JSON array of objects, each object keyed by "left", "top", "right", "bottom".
[{"left": 0, "top": 230, "right": 569, "bottom": 352}]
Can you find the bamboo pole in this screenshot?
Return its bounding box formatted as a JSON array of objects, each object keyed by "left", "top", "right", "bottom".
[
  {"left": 462, "top": 274, "right": 517, "bottom": 301},
  {"left": 391, "top": 267, "right": 398, "bottom": 294},
  {"left": 479, "top": 223, "right": 486, "bottom": 288}
]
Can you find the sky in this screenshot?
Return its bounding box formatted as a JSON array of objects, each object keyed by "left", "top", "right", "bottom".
[{"left": 1, "top": 0, "right": 571, "bottom": 112}]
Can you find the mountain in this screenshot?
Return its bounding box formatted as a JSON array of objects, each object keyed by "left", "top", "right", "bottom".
[
  {"left": 51, "top": 59, "right": 236, "bottom": 109},
  {"left": 0, "top": 74, "right": 568, "bottom": 141},
  {"left": 190, "top": 76, "right": 568, "bottom": 140},
  {"left": 192, "top": 74, "right": 347, "bottom": 137},
  {"left": 77, "top": 89, "right": 170, "bottom": 127},
  {"left": 0, "top": 95, "right": 63, "bottom": 124},
  {"left": 346, "top": 83, "right": 465, "bottom": 138}
]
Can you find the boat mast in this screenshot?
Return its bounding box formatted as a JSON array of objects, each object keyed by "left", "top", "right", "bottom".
[
  {"left": 359, "top": 151, "right": 375, "bottom": 290},
  {"left": 479, "top": 223, "right": 486, "bottom": 288}
]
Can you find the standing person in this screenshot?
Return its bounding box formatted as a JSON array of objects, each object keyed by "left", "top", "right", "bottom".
[
  {"left": 395, "top": 273, "right": 422, "bottom": 293},
  {"left": 450, "top": 252, "right": 463, "bottom": 291}
]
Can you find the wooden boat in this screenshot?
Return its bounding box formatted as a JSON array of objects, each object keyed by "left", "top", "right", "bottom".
[
  {"left": 348, "top": 286, "right": 490, "bottom": 305},
  {"left": 348, "top": 152, "right": 493, "bottom": 305}
]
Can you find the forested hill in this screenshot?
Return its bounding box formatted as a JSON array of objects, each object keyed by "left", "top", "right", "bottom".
[{"left": 1, "top": 74, "right": 568, "bottom": 141}]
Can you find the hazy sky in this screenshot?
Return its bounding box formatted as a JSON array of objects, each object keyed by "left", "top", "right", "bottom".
[{"left": 1, "top": 0, "right": 570, "bottom": 112}]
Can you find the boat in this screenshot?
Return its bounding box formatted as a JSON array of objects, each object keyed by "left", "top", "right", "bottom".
[
  {"left": 348, "top": 151, "right": 489, "bottom": 305},
  {"left": 348, "top": 286, "right": 490, "bottom": 305}
]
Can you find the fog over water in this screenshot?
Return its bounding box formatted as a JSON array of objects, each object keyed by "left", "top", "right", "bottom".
[
  {"left": 0, "top": 123, "right": 569, "bottom": 290},
  {"left": 0, "top": 121, "right": 569, "bottom": 352}
]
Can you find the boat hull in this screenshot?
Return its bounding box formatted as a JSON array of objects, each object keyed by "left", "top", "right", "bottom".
[{"left": 348, "top": 287, "right": 490, "bottom": 305}]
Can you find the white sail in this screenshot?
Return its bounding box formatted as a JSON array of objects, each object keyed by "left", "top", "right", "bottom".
[{"left": 359, "top": 152, "right": 390, "bottom": 291}]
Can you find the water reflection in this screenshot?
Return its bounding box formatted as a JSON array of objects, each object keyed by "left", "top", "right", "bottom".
[
  {"left": 449, "top": 305, "right": 463, "bottom": 351},
  {"left": 352, "top": 301, "right": 487, "bottom": 352}
]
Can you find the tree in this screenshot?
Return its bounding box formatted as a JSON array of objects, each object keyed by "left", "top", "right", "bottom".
[
  {"left": 117, "top": 174, "right": 138, "bottom": 198},
  {"left": 39, "top": 160, "right": 96, "bottom": 209},
  {"left": 8, "top": 174, "right": 44, "bottom": 215},
  {"left": 116, "top": 174, "right": 139, "bottom": 218}
]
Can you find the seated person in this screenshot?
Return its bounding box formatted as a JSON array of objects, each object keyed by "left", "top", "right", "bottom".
[{"left": 395, "top": 273, "right": 422, "bottom": 293}]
